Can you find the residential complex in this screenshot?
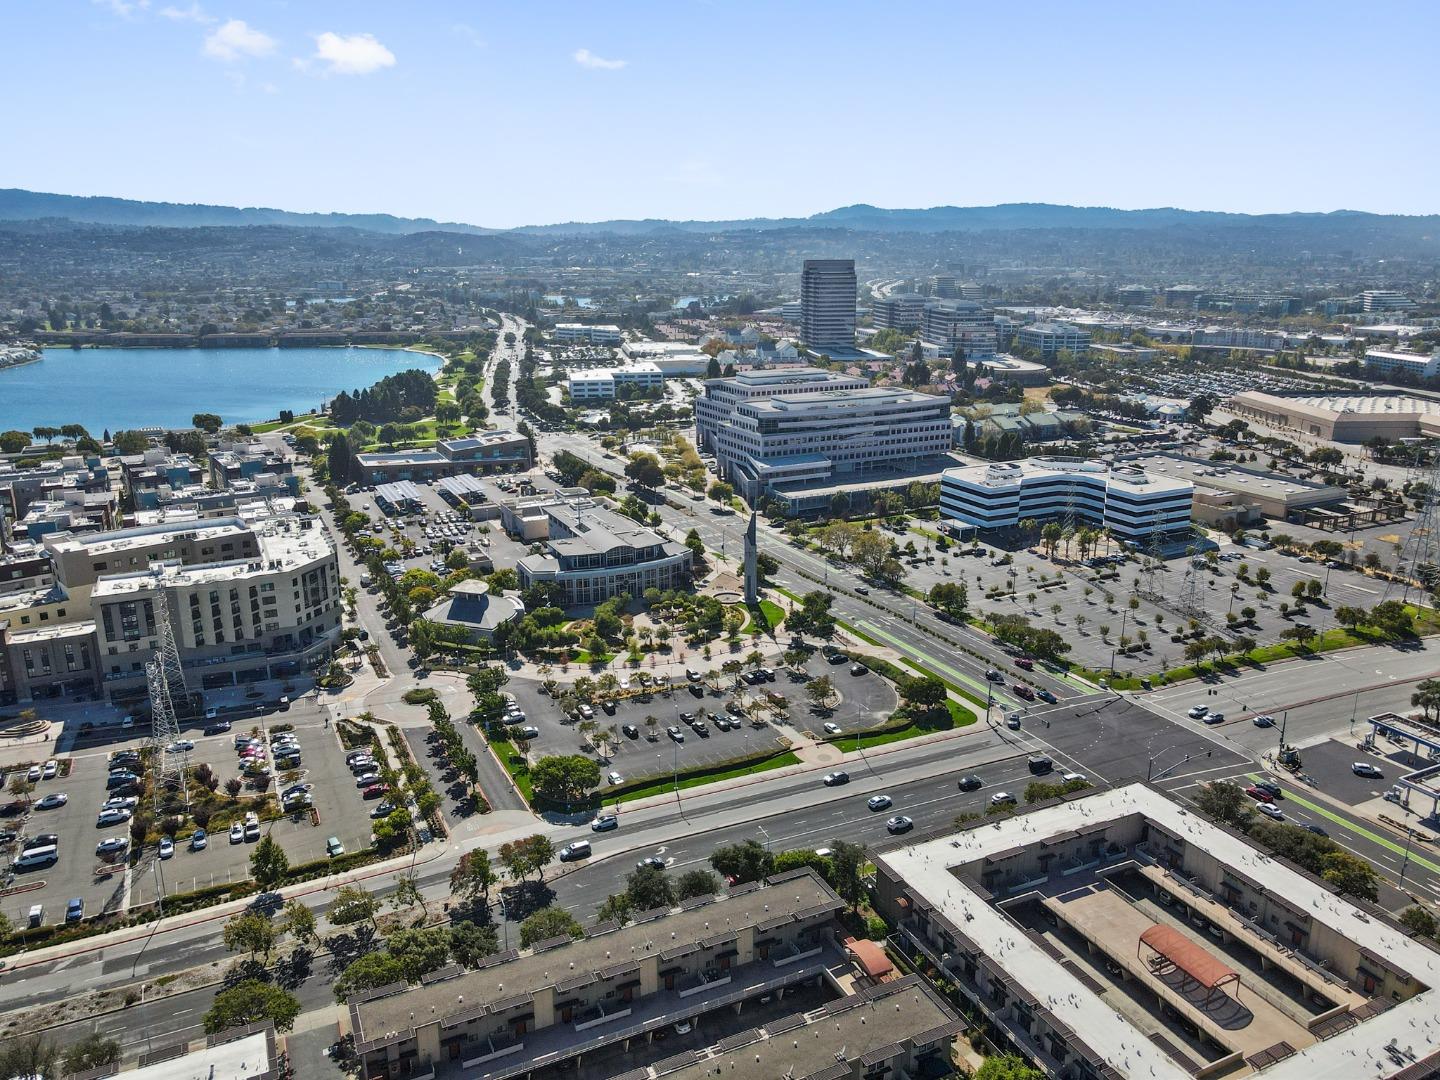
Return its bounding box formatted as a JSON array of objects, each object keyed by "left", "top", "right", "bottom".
[
  {"left": 566, "top": 362, "right": 665, "bottom": 401},
  {"left": 799, "top": 259, "right": 856, "bottom": 351},
  {"left": 515, "top": 501, "right": 693, "bottom": 605},
  {"left": 1363, "top": 347, "right": 1440, "bottom": 381},
  {"left": 877, "top": 784, "right": 1440, "bottom": 1080},
  {"left": 353, "top": 432, "right": 532, "bottom": 484},
  {"left": 940, "top": 457, "right": 1194, "bottom": 540},
  {"left": 1016, "top": 321, "right": 1091, "bottom": 357}
]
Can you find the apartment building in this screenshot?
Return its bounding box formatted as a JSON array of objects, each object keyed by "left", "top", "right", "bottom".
[
  {"left": 552, "top": 323, "right": 624, "bottom": 345},
  {"left": 694, "top": 367, "right": 868, "bottom": 455},
  {"left": 871, "top": 293, "right": 927, "bottom": 331},
  {"left": 714, "top": 387, "right": 954, "bottom": 503},
  {"left": 348, "top": 869, "right": 846, "bottom": 1080},
  {"left": 1364, "top": 347, "right": 1440, "bottom": 381},
  {"left": 353, "top": 433, "right": 532, "bottom": 484},
  {"left": 1016, "top": 321, "right": 1091, "bottom": 358},
  {"left": 940, "top": 458, "right": 1193, "bottom": 540},
  {"left": 800, "top": 259, "right": 857, "bottom": 350},
  {"left": 207, "top": 445, "right": 298, "bottom": 495},
  {"left": 120, "top": 450, "right": 206, "bottom": 510},
  {"left": 921, "top": 300, "right": 998, "bottom": 359},
  {"left": 566, "top": 362, "right": 665, "bottom": 401},
  {"left": 516, "top": 502, "right": 692, "bottom": 606}
]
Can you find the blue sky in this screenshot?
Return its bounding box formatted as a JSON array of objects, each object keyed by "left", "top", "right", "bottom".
[{"left": 2, "top": 0, "right": 1437, "bottom": 227}]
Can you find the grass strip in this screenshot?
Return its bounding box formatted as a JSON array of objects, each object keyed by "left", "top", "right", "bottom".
[{"left": 610, "top": 750, "right": 800, "bottom": 804}]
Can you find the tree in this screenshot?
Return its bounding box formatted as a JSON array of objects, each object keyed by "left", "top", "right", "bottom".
[
  {"left": 1192, "top": 781, "right": 1252, "bottom": 829},
  {"left": 901, "top": 675, "right": 947, "bottom": 713},
  {"left": 332, "top": 953, "right": 406, "bottom": 1002},
  {"left": 625, "top": 452, "right": 665, "bottom": 489},
  {"left": 974, "top": 1053, "right": 1045, "bottom": 1080},
  {"left": 112, "top": 430, "right": 149, "bottom": 455},
  {"left": 788, "top": 591, "right": 836, "bottom": 639},
  {"left": 851, "top": 531, "right": 894, "bottom": 578},
  {"left": 1370, "top": 599, "right": 1415, "bottom": 637},
  {"left": 805, "top": 675, "right": 838, "bottom": 711},
  {"left": 386, "top": 926, "right": 451, "bottom": 981},
  {"left": 61, "top": 1034, "right": 120, "bottom": 1075},
  {"left": 450, "top": 921, "right": 500, "bottom": 968},
  {"left": 0, "top": 427, "right": 41, "bottom": 457},
  {"left": 626, "top": 865, "right": 675, "bottom": 911},
  {"left": 281, "top": 899, "right": 317, "bottom": 944},
  {"left": 249, "top": 835, "right": 290, "bottom": 890},
  {"left": 450, "top": 849, "right": 498, "bottom": 907},
  {"left": 328, "top": 430, "right": 352, "bottom": 483},
  {"left": 1321, "top": 851, "right": 1378, "bottom": 902},
  {"left": 203, "top": 980, "right": 301, "bottom": 1034},
  {"left": 192, "top": 412, "right": 223, "bottom": 433},
  {"left": 0, "top": 1037, "right": 57, "bottom": 1080},
  {"left": 676, "top": 869, "right": 720, "bottom": 901},
  {"left": 519, "top": 906, "right": 584, "bottom": 948},
  {"left": 223, "top": 911, "right": 278, "bottom": 960},
  {"left": 1401, "top": 905, "right": 1438, "bottom": 939},
  {"left": 597, "top": 892, "right": 635, "bottom": 925},
  {"left": 392, "top": 874, "right": 428, "bottom": 919},
  {"left": 709, "top": 839, "right": 774, "bottom": 885},
  {"left": 330, "top": 884, "right": 381, "bottom": 930},
  {"left": 830, "top": 840, "right": 867, "bottom": 911},
  {"left": 499, "top": 834, "right": 556, "bottom": 881},
  {"left": 928, "top": 582, "right": 968, "bottom": 618},
  {"left": 529, "top": 755, "right": 601, "bottom": 805}
]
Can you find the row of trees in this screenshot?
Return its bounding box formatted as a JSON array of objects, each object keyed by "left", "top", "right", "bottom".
[{"left": 328, "top": 369, "right": 439, "bottom": 426}]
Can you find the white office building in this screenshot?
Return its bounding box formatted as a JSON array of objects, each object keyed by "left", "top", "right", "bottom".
[
  {"left": 921, "top": 301, "right": 998, "bottom": 359},
  {"left": 800, "top": 259, "right": 857, "bottom": 350},
  {"left": 1364, "top": 347, "right": 1440, "bottom": 381},
  {"left": 871, "top": 294, "right": 927, "bottom": 331},
  {"left": 714, "top": 387, "right": 953, "bottom": 502},
  {"left": 1017, "top": 321, "right": 1091, "bottom": 357},
  {"left": 552, "top": 323, "right": 623, "bottom": 345},
  {"left": 940, "top": 458, "right": 1193, "bottom": 539},
  {"left": 694, "top": 367, "right": 869, "bottom": 454},
  {"left": 566, "top": 362, "right": 664, "bottom": 401},
  {"left": 1361, "top": 290, "right": 1418, "bottom": 313}
]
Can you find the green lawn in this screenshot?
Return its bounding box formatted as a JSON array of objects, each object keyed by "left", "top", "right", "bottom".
[
  {"left": 572, "top": 649, "right": 617, "bottom": 666},
  {"left": 742, "top": 600, "right": 786, "bottom": 635},
  {"left": 488, "top": 738, "right": 533, "bottom": 800},
  {"left": 611, "top": 750, "right": 800, "bottom": 804},
  {"left": 831, "top": 699, "right": 973, "bottom": 752}
]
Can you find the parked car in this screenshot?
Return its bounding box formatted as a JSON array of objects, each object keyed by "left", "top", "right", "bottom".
[
  {"left": 65, "top": 898, "right": 84, "bottom": 924},
  {"left": 849, "top": 663, "right": 868, "bottom": 676},
  {"left": 362, "top": 783, "right": 391, "bottom": 800},
  {"left": 326, "top": 837, "right": 345, "bottom": 858},
  {"left": 607, "top": 771, "right": 623, "bottom": 785},
  {"left": 1352, "top": 761, "right": 1384, "bottom": 778},
  {"left": 35, "top": 793, "right": 68, "bottom": 810},
  {"left": 158, "top": 837, "right": 174, "bottom": 859},
  {"left": 229, "top": 823, "right": 244, "bottom": 844},
  {"left": 191, "top": 829, "right": 208, "bottom": 850},
  {"left": 96, "top": 807, "right": 131, "bottom": 826},
  {"left": 666, "top": 726, "right": 685, "bottom": 742},
  {"left": 95, "top": 837, "right": 128, "bottom": 855},
  {"left": 823, "top": 722, "right": 842, "bottom": 736}
]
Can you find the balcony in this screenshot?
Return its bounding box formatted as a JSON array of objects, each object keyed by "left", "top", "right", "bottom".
[
  {"left": 573, "top": 1003, "right": 634, "bottom": 1032},
  {"left": 678, "top": 969, "right": 732, "bottom": 998},
  {"left": 460, "top": 1033, "right": 524, "bottom": 1069}
]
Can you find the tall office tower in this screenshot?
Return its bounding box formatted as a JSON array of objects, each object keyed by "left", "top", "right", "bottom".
[
  {"left": 930, "top": 274, "right": 959, "bottom": 298},
  {"left": 800, "top": 259, "right": 856, "bottom": 351}
]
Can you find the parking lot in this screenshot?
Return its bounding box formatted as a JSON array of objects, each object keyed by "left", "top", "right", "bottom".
[
  {"left": 3, "top": 696, "right": 385, "bottom": 923},
  {"left": 1295, "top": 738, "right": 1409, "bottom": 808}
]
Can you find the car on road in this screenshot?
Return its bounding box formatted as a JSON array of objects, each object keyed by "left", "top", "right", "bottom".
[
  {"left": 158, "top": 837, "right": 174, "bottom": 859},
  {"left": 686, "top": 668, "right": 701, "bottom": 682},
  {"left": 636, "top": 855, "right": 666, "bottom": 871},
  {"left": 591, "top": 814, "right": 618, "bottom": 832},
  {"left": 1253, "top": 779, "right": 1282, "bottom": 799},
  {"left": 886, "top": 815, "right": 914, "bottom": 834},
  {"left": 990, "top": 792, "right": 1017, "bottom": 807},
  {"left": 559, "top": 840, "right": 592, "bottom": 862},
  {"left": 35, "top": 793, "right": 68, "bottom": 810},
  {"left": 986, "top": 669, "right": 1005, "bottom": 683},
  {"left": 1036, "top": 688, "right": 1057, "bottom": 704},
  {"left": 1244, "top": 785, "right": 1275, "bottom": 803},
  {"left": 1352, "top": 762, "right": 1384, "bottom": 779},
  {"left": 1298, "top": 823, "right": 1329, "bottom": 836},
  {"left": 957, "top": 775, "right": 983, "bottom": 791},
  {"left": 1256, "top": 803, "right": 1285, "bottom": 820},
  {"left": 1252, "top": 714, "right": 1275, "bottom": 728},
  {"left": 1187, "top": 705, "right": 1209, "bottom": 719},
  {"left": 96, "top": 807, "right": 131, "bottom": 826},
  {"left": 204, "top": 721, "right": 232, "bottom": 735},
  {"left": 666, "top": 726, "right": 685, "bottom": 742},
  {"left": 850, "top": 663, "right": 868, "bottom": 676},
  {"left": 823, "top": 771, "right": 850, "bottom": 787},
  {"left": 191, "top": 829, "right": 208, "bottom": 850},
  {"left": 166, "top": 739, "right": 195, "bottom": 753},
  {"left": 95, "top": 837, "right": 128, "bottom": 855},
  {"left": 823, "top": 722, "right": 842, "bottom": 736},
  {"left": 1027, "top": 755, "right": 1054, "bottom": 774},
  {"left": 1006, "top": 714, "right": 1022, "bottom": 730},
  {"left": 229, "top": 823, "right": 244, "bottom": 844},
  {"left": 1013, "top": 657, "right": 1034, "bottom": 670},
  {"left": 1013, "top": 685, "right": 1036, "bottom": 702},
  {"left": 867, "top": 794, "right": 893, "bottom": 811},
  {"left": 1203, "top": 712, "right": 1226, "bottom": 725}
]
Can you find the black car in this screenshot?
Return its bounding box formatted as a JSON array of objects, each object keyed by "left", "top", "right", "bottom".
[
  {"left": 22, "top": 833, "right": 58, "bottom": 851},
  {"left": 1027, "top": 755, "right": 1054, "bottom": 774},
  {"left": 823, "top": 771, "right": 850, "bottom": 786},
  {"left": 204, "top": 721, "right": 232, "bottom": 735},
  {"left": 957, "top": 775, "right": 983, "bottom": 791},
  {"left": 826, "top": 652, "right": 848, "bottom": 665},
  {"left": 1299, "top": 822, "right": 1329, "bottom": 837},
  {"left": 1037, "top": 689, "right": 1057, "bottom": 704},
  {"left": 622, "top": 724, "right": 639, "bottom": 739}
]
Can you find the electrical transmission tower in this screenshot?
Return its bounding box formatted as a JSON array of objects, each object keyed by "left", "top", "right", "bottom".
[
  {"left": 1135, "top": 529, "right": 1165, "bottom": 603},
  {"left": 1389, "top": 455, "right": 1440, "bottom": 604},
  {"left": 148, "top": 586, "right": 189, "bottom": 811}
]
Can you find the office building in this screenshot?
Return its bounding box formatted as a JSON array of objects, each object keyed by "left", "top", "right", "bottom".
[
  {"left": 981, "top": 356, "right": 1050, "bottom": 387},
  {"left": 715, "top": 387, "right": 953, "bottom": 503},
  {"left": 921, "top": 301, "right": 998, "bottom": 359},
  {"left": 348, "top": 869, "right": 853, "bottom": 1080},
  {"left": 694, "top": 368, "right": 869, "bottom": 455},
  {"left": 929, "top": 274, "right": 958, "bottom": 298},
  {"left": 779, "top": 300, "right": 802, "bottom": 324},
  {"left": 1132, "top": 453, "right": 1349, "bottom": 526},
  {"left": 1116, "top": 284, "right": 1154, "bottom": 306},
  {"left": 516, "top": 502, "right": 692, "bottom": 606},
  {"left": 877, "top": 783, "right": 1440, "bottom": 1080},
  {"left": 1361, "top": 290, "right": 1418, "bottom": 313},
  {"left": 353, "top": 433, "right": 531, "bottom": 484},
  {"left": 800, "top": 259, "right": 857, "bottom": 351},
  {"left": 940, "top": 458, "right": 1193, "bottom": 540},
  {"left": 566, "top": 362, "right": 664, "bottom": 401},
  {"left": 1016, "top": 321, "right": 1091, "bottom": 358},
  {"left": 871, "top": 293, "right": 927, "bottom": 331},
  {"left": 1364, "top": 348, "right": 1440, "bottom": 381},
  {"left": 551, "top": 323, "right": 623, "bottom": 345}
]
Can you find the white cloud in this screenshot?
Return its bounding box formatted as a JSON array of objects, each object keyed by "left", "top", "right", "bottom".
[
  {"left": 92, "top": 0, "right": 150, "bottom": 17},
  {"left": 311, "top": 31, "right": 396, "bottom": 75},
  {"left": 572, "top": 48, "right": 626, "bottom": 71},
  {"left": 203, "top": 19, "right": 276, "bottom": 61},
  {"left": 158, "top": 3, "right": 213, "bottom": 23},
  {"left": 452, "top": 23, "right": 486, "bottom": 49}
]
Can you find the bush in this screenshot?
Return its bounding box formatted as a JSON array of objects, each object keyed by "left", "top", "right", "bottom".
[
  {"left": 403, "top": 688, "right": 439, "bottom": 705},
  {"left": 865, "top": 916, "right": 889, "bottom": 940}
]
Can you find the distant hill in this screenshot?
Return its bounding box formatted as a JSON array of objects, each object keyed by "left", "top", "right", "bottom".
[
  {"left": 1, "top": 188, "right": 1434, "bottom": 239},
  {"left": 0, "top": 188, "right": 497, "bottom": 235}
]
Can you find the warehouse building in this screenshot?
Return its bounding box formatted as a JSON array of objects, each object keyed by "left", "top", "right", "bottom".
[{"left": 1228, "top": 391, "right": 1440, "bottom": 443}]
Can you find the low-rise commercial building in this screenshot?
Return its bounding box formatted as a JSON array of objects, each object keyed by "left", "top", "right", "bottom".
[
  {"left": 566, "top": 362, "right": 664, "bottom": 401},
  {"left": 940, "top": 457, "right": 1193, "bottom": 540},
  {"left": 1228, "top": 390, "right": 1440, "bottom": 442},
  {"left": 353, "top": 432, "right": 531, "bottom": 483},
  {"left": 348, "top": 869, "right": 846, "bottom": 1080},
  {"left": 1131, "top": 453, "right": 1348, "bottom": 524},
  {"left": 1016, "top": 321, "right": 1090, "bottom": 357},
  {"left": 416, "top": 580, "right": 523, "bottom": 643},
  {"left": 876, "top": 783, "right": 1440, "bottom": 1080},
  {"left": 552, "top": 323, "right": 623, "bottom": 345},
  {"left": 981, "top": 355, "right": 1051, "bottom": 386},
  {"left": 516, "top": 502, "right": 692, "bottom": 606}
]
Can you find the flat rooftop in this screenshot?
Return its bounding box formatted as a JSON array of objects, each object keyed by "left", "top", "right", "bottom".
[
  {"left": 1231, "top": 391, "right": 1440, "bottom": 419},
  {"left": 1132, "top": 453, "right": 1347, "bottom": 504},
  {"left": 45, "top": 518, "right": 250, "bottom": 558},
  {"left": 745, "top": 387, "right": 945, "bottom": 413},
  {"left": 352, "top": 872, "right": 840, "bottom": 1044},
  {"left": 877, "top": 783, "right": 1440, "bottom": 1080},
  {"left": 90, "top": 519, "right": 331, "bottom": 597},
  {"left": 122, "top": 1028, "right": 275, "bottom": 1080},
  {"left": 943, "top": 457, "right": 1194, "bottom": 497}
]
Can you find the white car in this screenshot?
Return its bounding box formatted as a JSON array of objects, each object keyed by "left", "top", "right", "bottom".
[
  {"left": 41, "top": 760, "right": 58, "bottom": 780},
  {"left": 166, "top": 739, "right": 195, "bottom": 753},
  {"left": 823, "top": 722, "right": 842, "bottom": 736},
  {"left": 97, "top": 807, "right": 132, "bottom": 826},
  {"left": 95, "top": 837, "right": 128, "bottom": 855},
  {"left": 1352, "top": 761, "right": 1384, "bottom": 779},
  {"left": 158, "top": 837, "right": 174, "bottom": 859},
  {"left": 1256, "top": 802, "right": 1284, "bottom": 820},
  {"left": 26, "top": 765, "right": 41, "bottom": 782},
  {"left": 1061, "top": 772, "right": 1088, "bottom": 784},
  {"left": 1187, "top": 705, "right": 1209, "bottom": 719},
  {"left": 229, "top": 823, "right": 244, "bottom": 844},
  {"left": 607, "top": 771, "right": 623, "bottom": 785},
  {"left": 35, "top": 793, "right": 68, "bottom": 810},
  {"left": 990, "top": 792, "right": 1017, "bottom": 807},
  {"left": 1253, "top": 714, "right": 1275, "bottom": 728},
  {"left": 867, "top": 794, "right": 893, "bottom": 811},
  {"left": 103, "top": 796, "right": 140, "bottom": 810}
]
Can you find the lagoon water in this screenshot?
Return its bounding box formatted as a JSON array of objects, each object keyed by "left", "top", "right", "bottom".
[{"left": 0, "top": 346, "right": 440, "bottom": 434}]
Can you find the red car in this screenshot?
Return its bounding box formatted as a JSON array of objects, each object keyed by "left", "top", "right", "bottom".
[
  {"left": 1013, "top": 657, "right": 1034, "bottom": 670},
  {"left": 1013, "top": 684, "right": 1036, "bottom": 702},
  {"left": 362, "top": 783, "right": 391, "bottom": 800},
  {"left": 1244, "top": 785, "right": 1274, "bottom": 803}
]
